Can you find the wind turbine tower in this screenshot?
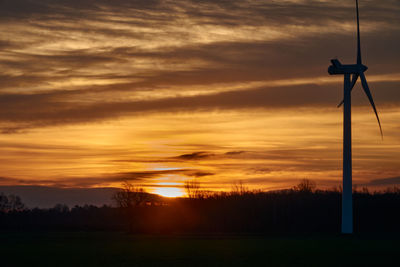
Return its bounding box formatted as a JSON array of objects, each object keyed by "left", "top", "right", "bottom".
[{"left": 328, "top": 0, "right": 382, "bottom": 234}]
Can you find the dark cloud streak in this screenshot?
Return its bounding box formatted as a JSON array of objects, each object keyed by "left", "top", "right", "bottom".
[
  {"left": 368, "top": 176, "right": 400, "bottom": 186},
  {"left": 0, "top": 168, "right": 211, "bottom": 187}
]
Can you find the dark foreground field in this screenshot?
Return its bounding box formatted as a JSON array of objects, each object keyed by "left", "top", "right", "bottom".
[{"left": 1, "top": 232, "right": 399, "bottom": 267}]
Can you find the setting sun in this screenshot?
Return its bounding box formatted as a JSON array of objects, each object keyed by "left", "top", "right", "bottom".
[{"left": 153, "top": 187, "right": 186, "bottom": 198}]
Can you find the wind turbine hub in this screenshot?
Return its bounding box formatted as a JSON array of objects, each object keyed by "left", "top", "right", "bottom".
[{"left": 360, "top": 64, "right": 368, "bottom": 72}]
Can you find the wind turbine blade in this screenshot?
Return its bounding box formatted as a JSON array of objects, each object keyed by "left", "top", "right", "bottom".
[
  {"left": 356, "top": 0, "right": 362, "bottom": 65},
  {"left": 360, "top": 72, "right": 383, "bottom": 138},
  {"left": 337, "top": 73, "right": 359, "bottom": 107}
]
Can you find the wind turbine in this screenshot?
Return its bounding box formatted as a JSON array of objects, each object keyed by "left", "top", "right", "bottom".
[{"left": 328, "top": 0, "right": 382, "bottom": 234}]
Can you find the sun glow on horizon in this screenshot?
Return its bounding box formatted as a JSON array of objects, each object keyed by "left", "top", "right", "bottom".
[{"left": 153, "top": 187, "right": 186, "bottom": 198}]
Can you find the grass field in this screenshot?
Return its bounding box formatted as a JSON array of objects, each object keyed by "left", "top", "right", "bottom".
[{"left": 1, "top": 232, "right": 399, "bottom": 266}]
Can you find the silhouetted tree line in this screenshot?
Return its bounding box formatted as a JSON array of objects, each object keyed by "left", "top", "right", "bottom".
[
  {"left": 1, "top": 180, "right": 400, "bottom": 234},
  {"left": 0, "top": 193, "right": 25, "bottom": 212}
]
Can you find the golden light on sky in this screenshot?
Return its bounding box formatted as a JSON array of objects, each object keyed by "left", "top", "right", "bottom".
[{"left": 0, "top": 0, "right": 399, "bottom": 202}]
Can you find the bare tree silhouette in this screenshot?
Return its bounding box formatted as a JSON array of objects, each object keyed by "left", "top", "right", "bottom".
[
  {"left": 112, "top": 182, "right": 148, "bottom": 208},
  {"left": 0, "top": 193, "right": 25, "bottom": 212},
  {"left": 184, "top": 179, "right": 201, "bottom": 199},
  {"left": 231, "top": 180, "right": 249, "bottom": 196},
  {"left": 292, "top": 179, "right": 316, "bottom": 193}
]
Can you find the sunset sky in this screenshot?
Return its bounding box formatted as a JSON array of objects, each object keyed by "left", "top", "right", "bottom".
[{"left": 1, "top": 0, "right": 399, "bottom": 197}]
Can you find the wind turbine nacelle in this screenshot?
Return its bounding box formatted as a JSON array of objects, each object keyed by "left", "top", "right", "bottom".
[
  {"left": 328, "top": 65, "right": 347, "bottom": 75},
  {"left": 328, "top": 59, "right": 368, "bottom": 75}
]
